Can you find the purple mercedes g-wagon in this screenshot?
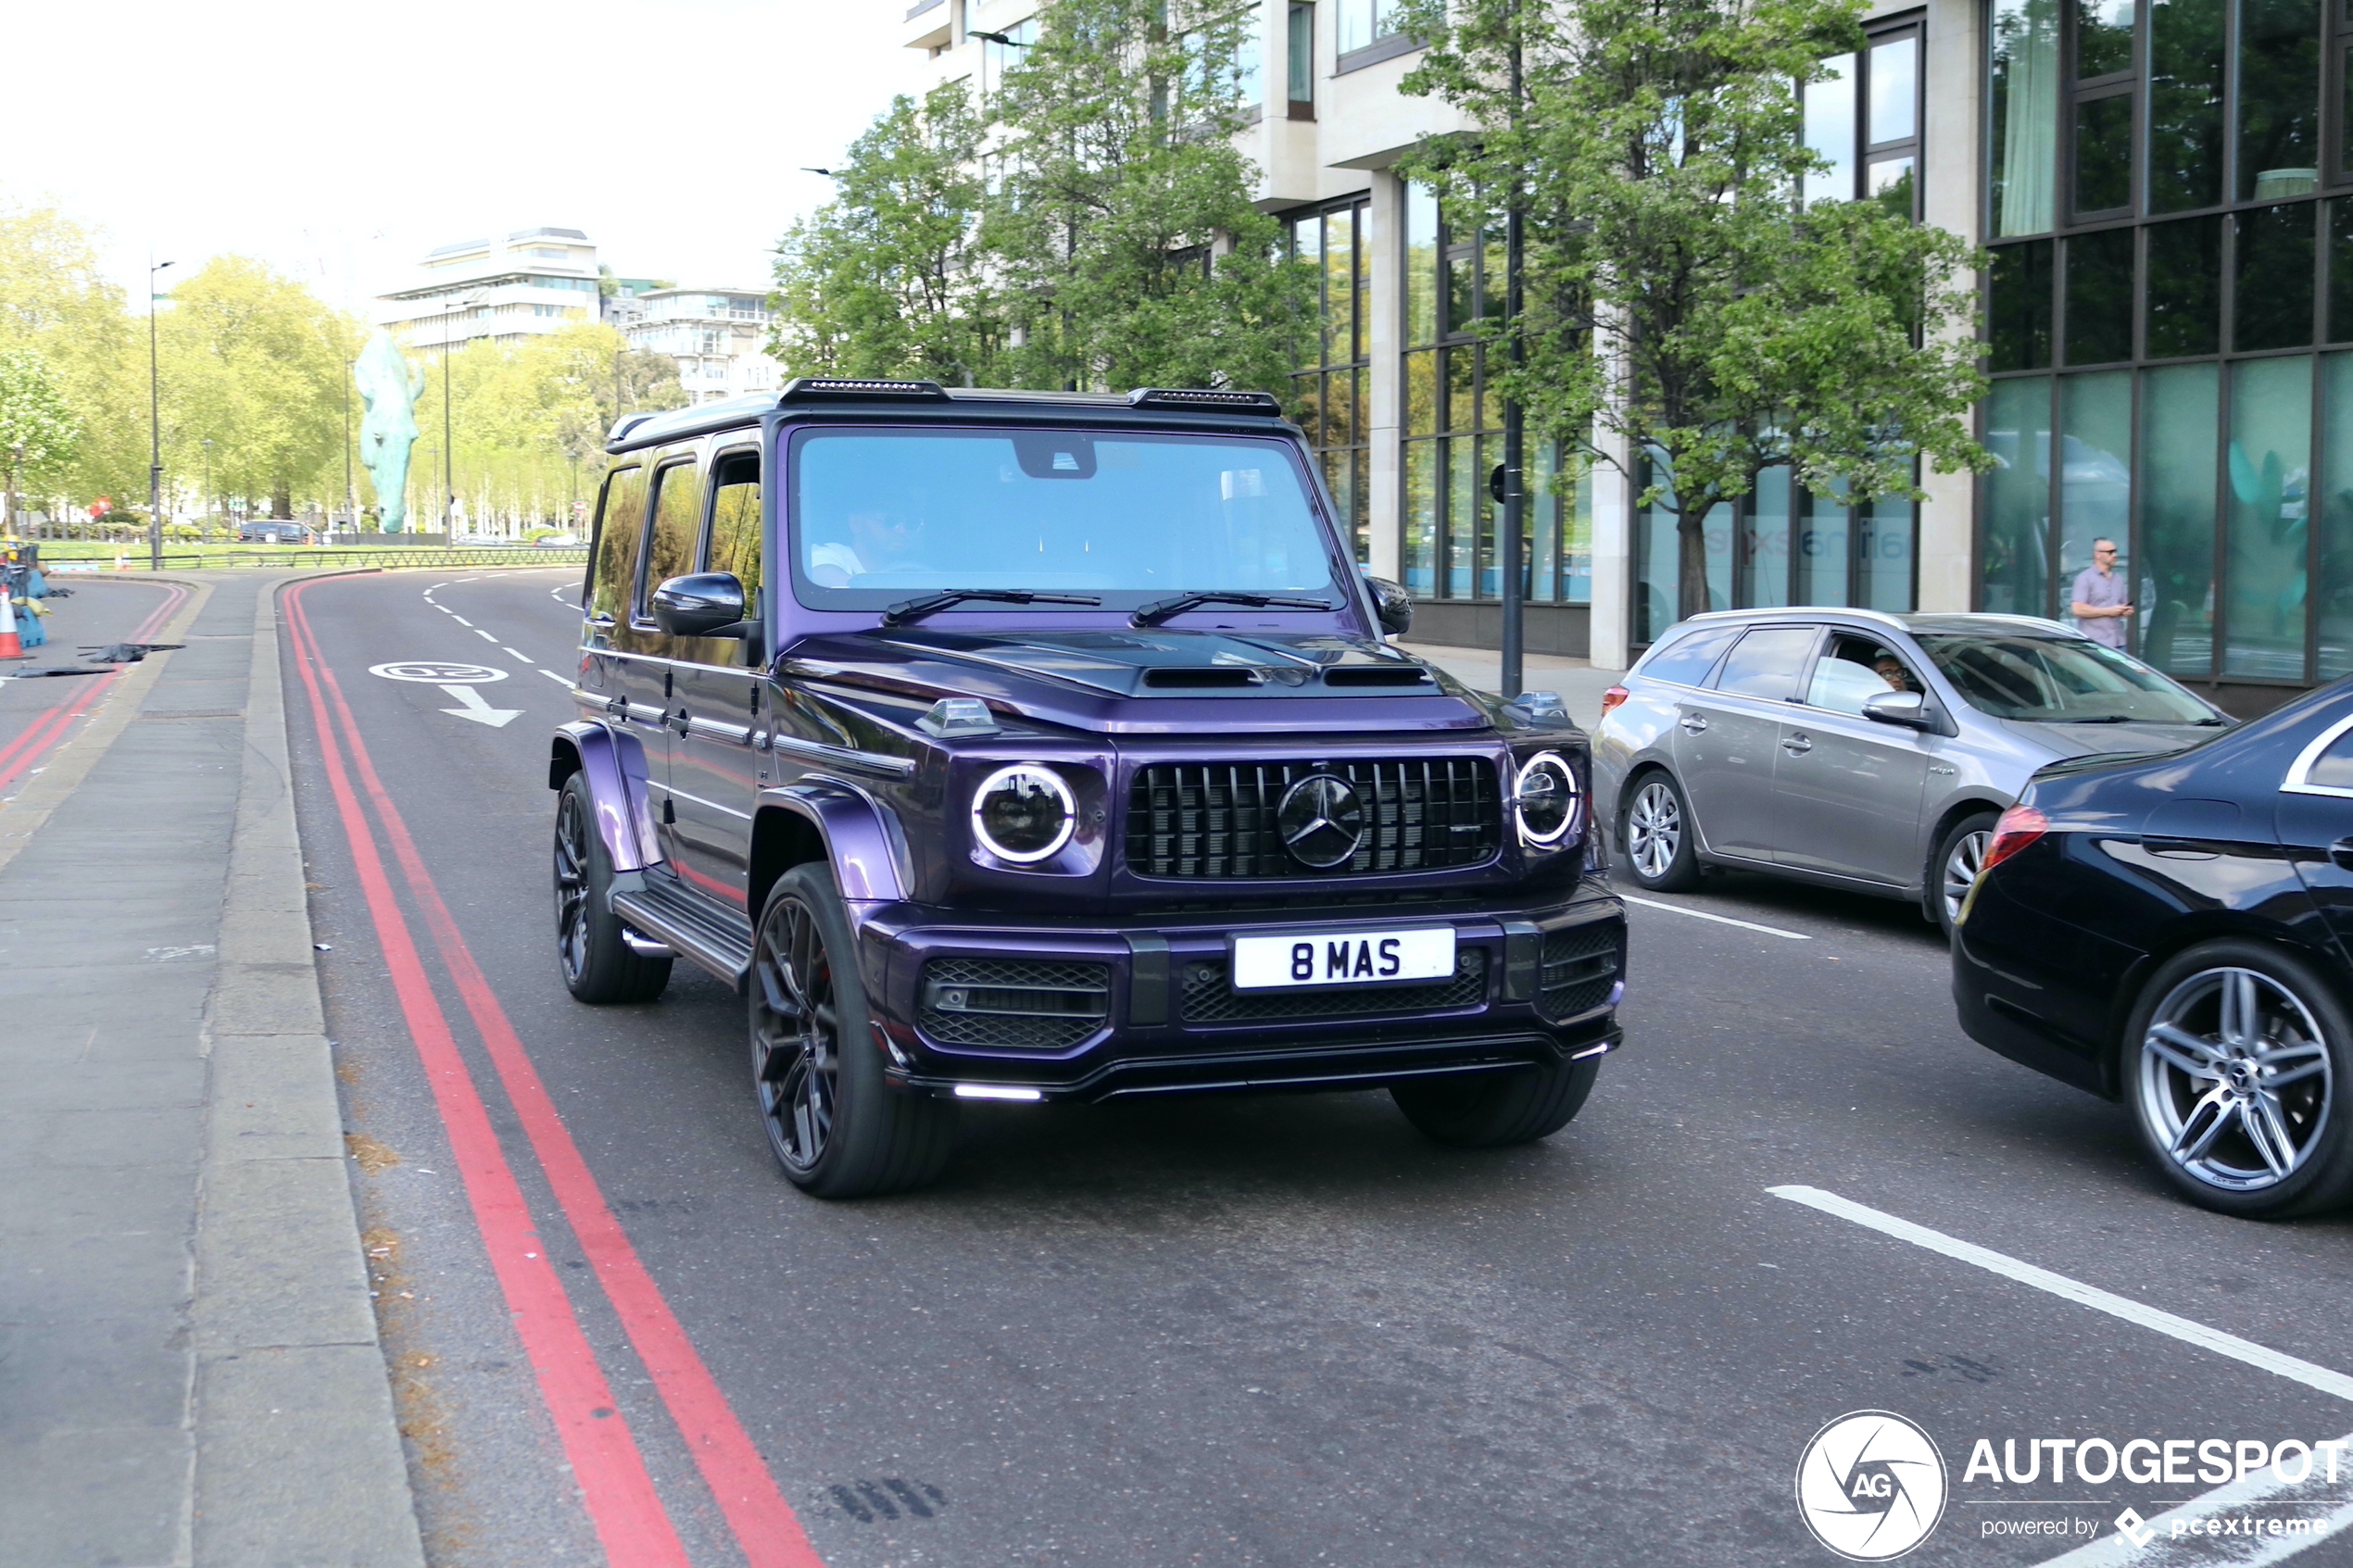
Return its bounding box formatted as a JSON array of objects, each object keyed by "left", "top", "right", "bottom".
[{"left": 549, "top": 378, "right": 1627, "bottom": 1198}]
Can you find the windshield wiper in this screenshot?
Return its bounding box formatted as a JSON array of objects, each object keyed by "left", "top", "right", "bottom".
[
  {"left": 881, "top": 589, "right": 1101, "bottom": 626},
  {"left": 1130, "top": 591, "right": 1335, "bottom": 628}
]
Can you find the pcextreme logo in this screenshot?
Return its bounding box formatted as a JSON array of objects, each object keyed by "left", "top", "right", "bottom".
[{"left": 1796, "top": 1411, "right": 1951, "bottom": 1561}]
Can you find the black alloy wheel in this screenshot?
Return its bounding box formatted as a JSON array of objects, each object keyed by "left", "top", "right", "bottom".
[
  {"left": 1931, "top": 810, "right": 2000, "bottom": 938},
  {"left": 749, "top": 863, "right": 957, "bottom": 1198},
  {"left": 1622, "top": 771, "right": 1702, "bottom": 892},
  {"left": 1390, "top": 1056, "right": 1601, "bottom": 1148},
  {"left": 553, "top": 772, "right": 671, "bottom": 1004},
  {"left": 2124, "top": 940, "right": 2353, "bottom": 1219}
]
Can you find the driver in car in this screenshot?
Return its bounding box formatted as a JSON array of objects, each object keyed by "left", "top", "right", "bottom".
[
  {"left": 1873, "top": 654, "right": 1914, "bottom": 693},
  {"left": 809, "top": 508, "right": 926, "bottom": 586}
]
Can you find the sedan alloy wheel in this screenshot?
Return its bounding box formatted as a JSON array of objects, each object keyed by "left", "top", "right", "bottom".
[
  {"left": 1940, "top": 825, "right": 1992, "bottom": 928},
  {"left": 2136, "top": 966, "right": 2334, "bottom": 1194},
  {"left": 1627, "top": 779, "right": 1683, "bottom": 882}
]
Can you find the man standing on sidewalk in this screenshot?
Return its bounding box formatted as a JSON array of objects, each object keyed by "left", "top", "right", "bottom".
[{"left": 2070, "top": 537, "right": 2133, "bottom": 648}]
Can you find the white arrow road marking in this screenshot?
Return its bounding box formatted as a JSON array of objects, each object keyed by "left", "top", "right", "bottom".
[{"left": 438, "top": 683, "right": 523, "bottom": 727}]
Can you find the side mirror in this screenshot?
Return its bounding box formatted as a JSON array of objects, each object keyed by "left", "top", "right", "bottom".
[
  {"left": 651, "top": 572, "right": 749, "bottom": 638},
  {"left": 1363, "top": 573, "right": 1413, "bottom": 637},
  {"left": 1862, "top": 688, "right": 1932, "bottom": 729}
]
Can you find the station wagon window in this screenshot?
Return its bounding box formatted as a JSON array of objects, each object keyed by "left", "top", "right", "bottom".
[
  {"left": 1637, "top": 622, "right": 1742, "bottom": 686},
  {"left": 637, "top": 459, "right": 703, "bottom": 625},
  {"left": 787, "top": 428, "right": 1340, "bottom": 610},
  {"left": 704, "top": 450, "right": 762, "bottom": 600},
  {"left": 587, "top": 465, "right": 646, "bottom": 623},
  {"left": 1712, "top": 625, "right": 1821, "bottom": 699},
  {"left": 1806, "top": 632, "right": 1924, "bottom": 715}
]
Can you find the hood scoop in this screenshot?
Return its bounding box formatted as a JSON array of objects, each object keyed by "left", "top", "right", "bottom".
[
  {"left": 1144, "top": 666, "right": 1262, "bottom": 688},
  {"left": 1323, "top": 665, "right": 1432, "bottom": 688}
]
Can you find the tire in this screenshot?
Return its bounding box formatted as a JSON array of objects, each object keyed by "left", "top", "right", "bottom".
[
  {"left": 2124, "top": 939, "right": 2353, "bottom": 1219},
  {"left": 1621, "top": 771, "right": 1702, "bottom": 892},
  {"left": 749, "top": 863, "right": 958, "bottom": 1198},
  {"left": 1390, "top": 1057, "right": 1601, "bottom": 1148},
  {"left": 554, "top": 772, "right": 671, "bottom": 1004},
  {"left": 1931, "top": 810, "right": 2000, "bottom": 939}
]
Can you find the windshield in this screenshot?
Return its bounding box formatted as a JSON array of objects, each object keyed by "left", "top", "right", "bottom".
[
  {"left": 1914, "top": 633, "right": 2218, "bottom": 723},
  {"left": 787, "top": 427, "right": 1340, "bottom": 612}
]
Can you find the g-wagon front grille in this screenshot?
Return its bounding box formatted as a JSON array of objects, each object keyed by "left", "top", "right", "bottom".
[
  {"left": 918, "top": 958, "right": 1110, "bottom": 1050},
  {"left": 1126, "top": 758, "right": 1501, "bottom": 879},
  {"left": 1180, "top": 949, "right": 1489, "bottom": 1024}
]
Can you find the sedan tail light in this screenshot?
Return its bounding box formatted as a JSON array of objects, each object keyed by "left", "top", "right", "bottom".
[
  {"left": 1980, "top": 803, "right": 2049, "bottom": 874},
  {"left": 1600, "top": 685, "right": 1630, "bottom": 715}
]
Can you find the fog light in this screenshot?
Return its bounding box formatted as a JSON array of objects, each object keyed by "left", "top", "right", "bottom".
[{"left": 953, "top": 1083, "right": 1043, "bottom": 1101}]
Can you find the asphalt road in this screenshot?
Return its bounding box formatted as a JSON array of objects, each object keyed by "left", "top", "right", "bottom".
[
  {"left": 0, "top": 576, "right": 173, "bottom": 803},
  {"left": 285, "top": 567, "right": 2353, "bottom": 1568}
]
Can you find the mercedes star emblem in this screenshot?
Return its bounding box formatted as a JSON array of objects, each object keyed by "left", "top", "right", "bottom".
[{"left": 1277, "top": 773, "right": 1366, "bottom": 869}]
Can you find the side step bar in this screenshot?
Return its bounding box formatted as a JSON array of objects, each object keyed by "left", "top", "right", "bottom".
[{"left": 610, "top": 875, "right": 755, "bottom": 989}]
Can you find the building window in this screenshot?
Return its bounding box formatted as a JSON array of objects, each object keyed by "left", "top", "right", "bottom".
[
  {"left": 1398, "top": 183, "right": 1592, "bottom": 607},
  {"left": 1290, "top": 198, "right": 1372, "bottom": 562},
  {"left": 1980, "top": 0, "right": 2353, "bottom": 683},
  {"left": 1288, "top": 3, "right": 1315, "bottom": 118},
  {"left": 1336, "top": 0, "right": 1397, "bottom": 55},
  {"left": 1805, "top": 17, "right": 1924, "bottom": 216}
]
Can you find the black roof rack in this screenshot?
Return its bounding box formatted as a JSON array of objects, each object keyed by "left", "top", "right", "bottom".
[
  {"left": 779, "top": 377, "right": 951, "bottom": 401},
  {"left": 1127, "top": 387, "right": 1283, "bottom": 414}
]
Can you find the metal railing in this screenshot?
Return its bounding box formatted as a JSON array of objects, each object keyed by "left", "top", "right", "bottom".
[{"left": 49, "top": 547, "right": 590, "bottom": 572}]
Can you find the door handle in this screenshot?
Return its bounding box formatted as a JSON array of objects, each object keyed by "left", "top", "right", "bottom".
[
  {"left": 1781, "top": 734, "right": 1813, "bottom": 756},
  {"left": 2331, "top": 837, "right": 2353, "bottom": 872},
  {"left": 1679, "top": 714, "right": 1708, "bottom": 734}
]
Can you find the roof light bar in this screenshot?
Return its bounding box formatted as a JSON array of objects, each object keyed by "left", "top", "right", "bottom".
[
  {"left": 780, "top": 376, "right": 950, "bottom": 401},
  {"left": 1127, "top": 387, "right": 1283, "bottom": 413}
]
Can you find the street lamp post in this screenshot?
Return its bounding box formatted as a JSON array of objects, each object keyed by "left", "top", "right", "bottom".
[
  {"left": 201, "top": 438, "right": 213, "bottom": 538},
  {"left": 148, "top": 257, "right": 174, "bottom": 571},
  {"left": 440, "top": 295, "right": 480, "bottom": 547},
  {"left": 1497, "top": 9, "right": 1528, "bottom": 701}
]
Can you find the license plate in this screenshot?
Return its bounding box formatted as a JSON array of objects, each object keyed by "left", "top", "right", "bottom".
[{"left": 1230, "top": 927, "right": 1457, "bottom": 990}]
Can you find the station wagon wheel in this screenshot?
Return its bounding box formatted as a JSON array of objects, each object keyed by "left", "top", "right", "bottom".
[
  {"left": 751, "top": 892, "right": 838, "bottom": 1176},
  {"left": 1623, "top": 772, "right": 1700, "bottom": 892},
  {"left": 2126, "top": 942, "right": 2353, "bottom": 1218},
  {"left": 551, "top": 772, "right": 670, "bottom": 1005},
  {"left": 1932, "top": 811, "right": 2000, "bottom": 938},
  {"left": 749, "top": 863, "right": 959, "bottom": 1198}
]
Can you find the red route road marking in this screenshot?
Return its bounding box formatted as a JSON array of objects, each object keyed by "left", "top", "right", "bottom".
[
  {"left": 283, "top": 587, "right": 693, "bottom": 1568},
  {"left": 286, "top": 581, "right": 825, "bottom": 1568},
  {"left": 0, "top": 583, "right": 187, "bottom": 790}
]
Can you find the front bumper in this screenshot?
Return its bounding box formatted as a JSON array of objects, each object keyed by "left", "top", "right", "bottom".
[{"left": 850, "top": 882, "right": 1627, "bottom": 1102}]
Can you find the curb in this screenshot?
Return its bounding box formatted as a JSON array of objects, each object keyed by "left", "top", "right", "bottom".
[{"left": 188, "top": 571, "right": 427, "bottom": 1565}]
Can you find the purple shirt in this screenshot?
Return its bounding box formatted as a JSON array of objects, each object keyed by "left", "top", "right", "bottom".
[{"left": 2071, "top": 565, "right": 2129, "bottom": 647}]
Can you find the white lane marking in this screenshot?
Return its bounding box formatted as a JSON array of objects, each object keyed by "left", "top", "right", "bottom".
[
  {"left": 474, "top": 629, "right": 498, "bottom": 643},
  {"left": 449, "top": 614, "right": 472, "bottom": 626},
  {"left": 1622, "top": 894, "right": 1810, "bottom": 940},
  {"left": 503, "top": 647, "right": 535, "bottom": 663},
  {"left": 540, "top": 670, "right": 573, "bottom": 686},
  {"left": 2034, "top": 1471, "right": 2353, "bottom": 1565},
  {"left": 438, "top": 684, "right": 523, "bottom": 728},
  {"left": 1769, "top": 1185, "right": 2353, "bottom": 1401},
  {"left": 429, "top": 582, "right": 452, "bottom": 592}
]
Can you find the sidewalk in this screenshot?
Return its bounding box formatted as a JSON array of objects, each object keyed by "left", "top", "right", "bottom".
[
  {"left": 0, "top": 572, "right": 423, "bottom": 1567},
  {"left": 1397, "top": 639, "right": 1627, "bottom": 725}
]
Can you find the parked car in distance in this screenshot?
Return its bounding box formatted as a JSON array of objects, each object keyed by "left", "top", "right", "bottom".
[
  {"left": 550, "top": 377, "right": 1627, "bottom": 1199},
  {"left": 237, "top": 521, "right": 313, "bottom": 545},
  {"left": 1592, "top": 609, "right": 2230, "bottom": 934},
  {"left": 1953, "top": 681, "right": 2353, "bottom": 1217}
]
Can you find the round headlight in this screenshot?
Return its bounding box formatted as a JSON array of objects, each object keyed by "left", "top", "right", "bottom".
[
  {"left": 1514, "top": 752, "right": 1579, "bottom": 847},
  {"left": 972, "top": 764, "right": 1076, "bottom": 863}
]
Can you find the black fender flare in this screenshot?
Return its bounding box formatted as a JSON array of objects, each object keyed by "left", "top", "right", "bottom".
[{"left": 753, "top": 778, "right": 911, "bottom": 907}]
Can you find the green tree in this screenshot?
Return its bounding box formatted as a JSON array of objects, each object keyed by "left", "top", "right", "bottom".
[
  {"left": 988, "top": 0, "right": 1303, "bottom": 393},
  {"left": 0, "top": 195, "right": 144, "bottom": 508},
  {"left": 772, "top": 83, "right": 1001, "bottom": 384},
  {"left": 0, "top": 346, "right": 81, "bottom": 533},
  {"left": 1395, "top": 0, "right": 1989, "bottom": 619}
]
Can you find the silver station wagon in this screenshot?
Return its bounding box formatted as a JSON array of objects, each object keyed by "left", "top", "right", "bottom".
[{"left": 1591, "top": 609, "right": 2231, "bottom": 933}]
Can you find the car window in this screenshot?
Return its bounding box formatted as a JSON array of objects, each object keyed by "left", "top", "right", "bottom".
[
  {"left": 2302, "top": 724, "right": 2353, "bottom": 790},
  {"left": 637, "top": 460, "right": 703, "bottom": 625},
  {"left": 1914, "top": 633, "right": 2216, "bottom": 722},
  {"left": 704, "top": 450, "right": 762, "bottom": 601},
  {"left": 1638, "top": 623, "right": 1742, "bottom": 687},
  {"left": 586, "top": 465, "right": 646, "bottom": 623},
  {"left": 1710, "top": 625, "right": 1818, "bottom": 700},
  {"left": 1806, "top": 633, "right": 1923, "bottom": 717}
]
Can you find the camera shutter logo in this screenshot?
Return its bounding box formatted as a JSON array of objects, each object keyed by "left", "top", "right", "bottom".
[{"left": 1795, "top": 1411, "right": 1948, "bottom": 1561}]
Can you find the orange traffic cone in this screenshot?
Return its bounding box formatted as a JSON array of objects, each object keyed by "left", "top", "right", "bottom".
[{"left": 0, "top": 593, "right": 20, "bottom": 660}]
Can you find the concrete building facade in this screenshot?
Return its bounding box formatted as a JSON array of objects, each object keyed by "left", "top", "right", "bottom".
[
  {"left": 903, "top": 0, "right": 2353, "bottom": 700},
  {"left": 376, "top": 228, "right": 604, "bottom": 351},
  {"left": 614, "top": 288, "right": 782, "bottom": 406}
]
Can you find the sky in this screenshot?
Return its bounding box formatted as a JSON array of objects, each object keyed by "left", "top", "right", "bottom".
[{"left": 7, "top": 0, "right": 912, "bottom": 311}]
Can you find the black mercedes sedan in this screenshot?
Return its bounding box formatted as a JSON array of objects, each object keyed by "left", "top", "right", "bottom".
[{"left": 1953, "top": 680, "right": 2353, "bottom": 1219}]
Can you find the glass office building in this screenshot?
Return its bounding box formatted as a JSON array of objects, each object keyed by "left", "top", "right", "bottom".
[{"left": 1983, "top": 0, "right": 2353, "bottom": 687}]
